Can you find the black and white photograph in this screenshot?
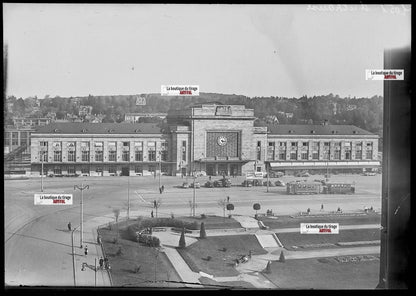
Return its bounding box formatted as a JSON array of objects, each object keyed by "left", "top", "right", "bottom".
[{"left": 3, "top": 3, "right": 411, "bottom": 290}]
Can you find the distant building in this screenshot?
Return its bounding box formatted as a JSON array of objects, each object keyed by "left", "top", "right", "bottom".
[
  {"left": 30, "top": 104, "right": 380, "bottom": 177},
  {"left": 12, "top": 117, "right": 53, "bottom": 128},
  {"left": 124, "top": 113, "right": 168, "bottom": 123},
  {"left": 79, "top": 106, "right": 93, "bottom": 117}
]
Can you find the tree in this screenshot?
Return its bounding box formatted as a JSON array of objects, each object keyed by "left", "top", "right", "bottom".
[
  {"left": 178, "top": 228, "right": 186, "bottom": 248},
  {"left": 253, "top": 203, "right": 261, "bottom": 216},
  {"left": 279, "top": 250, "right": 286, "bottom": 262},
  {"left": 199, "top": 222, "right": 206, "bottom": 239},
  {"left": 217, "top": 198, "right": 227, "bottom": 221},
  {"left": 226, "top": 203, "right": 234, "bottom": 218}
]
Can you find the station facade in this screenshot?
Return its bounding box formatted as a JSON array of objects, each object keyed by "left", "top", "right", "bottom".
[{"left": 30, "top": 104, "right": 379, "bottom": 177}]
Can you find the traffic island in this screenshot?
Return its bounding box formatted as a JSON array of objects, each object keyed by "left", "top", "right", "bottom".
[
  {"left": 176, "top": 235, "right": 268, "bottom": 277},
  {"left": 98, "top": 221, "right": 185, "bottom": 287},
  {"left": 261, "top": 256, "right": 380, "bottom": 289}
]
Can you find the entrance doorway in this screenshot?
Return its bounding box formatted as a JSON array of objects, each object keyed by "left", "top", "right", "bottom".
[
  {"left": 230, "top": 164, "right": 239, "bottom": 177},
  {"left": 218, "top": 164, "right": 228, "bottom": 176},
  {"left": 206, "top": 164, "right": 214, "bottom": 176},
  {"left": 121, "top": 167, "right": 130, "bottom": 176}
]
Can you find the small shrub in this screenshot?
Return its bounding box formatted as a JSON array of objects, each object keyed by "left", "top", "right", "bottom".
[
  {"left": 279, "top": 251, "right": 285, "bottom": 262},
  {"left": 200, "top": 214, "right": 206, "bottom": 219},
  {"left": 178, "top": 229, "right": 186, "bottom": 249},
  {"left": 206, "top": 256, "right": 212, "bottom": 261},
  {"left": 199, "top": 222, "right": 207, "bottom": 239}
]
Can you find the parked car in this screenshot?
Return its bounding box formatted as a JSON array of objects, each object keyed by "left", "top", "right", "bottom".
[
  {"left": 242, "top": 180, "right": 253, "bottom": 187},
  {"left": 194, "top": 171, "right": 207, "bottom": 177},
  {"left": 362, "top": 172, "right": 377, "bottom": 176},
  {"left": 253, "top": 179, "right": 263, "bottom": 186},
  {"left": 275, "top": 180, "right": 285, "bottom": 187},
  {"left": 222, "top": 178, "right": 232, "bottom": 187},
  {"left": 263, "top": 180, "right": 275, "bottom": 187},
  {"left": 213, "top": 180, "right": 223, "bottom": 187},
  {"left": 190, "top": 182, "right": 201, "bottom": 188},
  {"left": 297, "top": 172, "right": 310, "bottom": 177},
  {"left": 205, "top": 181, "right": 214, "bottom": 188},
  {"left": 181, "top": 182, "right": 189, "bottom": 188},
  {"left": 314, "top": 179, "right": 326, "bottom": 184}
]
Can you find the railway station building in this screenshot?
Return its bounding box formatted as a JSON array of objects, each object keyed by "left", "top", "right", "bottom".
[{"left": 30, "top": 104, "right": 380, "bottom": 177}]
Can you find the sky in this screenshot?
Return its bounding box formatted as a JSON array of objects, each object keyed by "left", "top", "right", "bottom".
[{"left": 3, "top": 4, "right": 411, "bottom": 99}]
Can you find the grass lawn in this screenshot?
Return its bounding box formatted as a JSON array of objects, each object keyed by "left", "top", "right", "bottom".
[
  {"left": 198, "top": 277, "right": 256, "bottom": 289},
  {"left": 262, "top": 257, "right": 380, "bottom": 289},
  {"left": 178, "top": 215, "right": 242, "bottom": 230},
  {"left": 278, "top": 229, "right": 380, "bottom": 250},
  {"left": 99, "top": 221, "right": 185, "bottom": 288},
  {"left": 177, "top": 235, "right": 267, "bottom": 277},
  {"left": 259, "top": 212, "right": 381, "bottom": 229}
]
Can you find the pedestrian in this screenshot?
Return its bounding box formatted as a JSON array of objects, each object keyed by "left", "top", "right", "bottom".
[
  {"left": 161, "top": 185, "right": 165, "bottom": 193},
  {"left": 159, "top": 187, "right": 162, "bottom": 194},
  {"left": 104, "top": 257, "right": 109, "bottom": 269},
  {"left": 68, "top": 222, "right": 72, "bottom": 231},
  {"left": 227, "top": 196, "right": 230, "bottom": 203},
  {"left": 84, "top": 245, "right": 88, "bottom": 256},
  {"left": 248, "top": 250, "right": 252, "bottom": 259},
  {"left": 151, "top": 210, "right": 154, "bottom": 218},
  {"left": 321, "top": 204, "right": 324, "bottom": 211},
  {"left": 307, "top": 208, "right": 311, "bottom": 214},
  {"left": 370, "top": 206, "right": 373, "bottom": 211},
  {"left": 209, "top": 176, "right": 211, "bottom": 181},
  {"left": 97, "top": 235, "right": 102, "bottom": 245},
  {"left": 99, "top": 257, "right": 104, "bottom": 269}
]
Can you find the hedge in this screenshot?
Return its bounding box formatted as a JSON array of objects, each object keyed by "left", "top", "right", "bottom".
[{"left": 127, "top": 218, "right": 199, "bottom": 241}]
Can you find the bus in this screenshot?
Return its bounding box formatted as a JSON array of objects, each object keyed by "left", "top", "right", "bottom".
[
  {"left": 323, "top": 182, "right": 355, "bottom": 194},
  {"left": 286, "top": 181, "right": 321, "bottom": 195}
]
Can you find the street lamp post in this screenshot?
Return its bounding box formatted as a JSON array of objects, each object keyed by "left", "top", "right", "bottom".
[
  {"left": 40, "top": 151, "right": 44, "bottom": 192},
  {"left": 192, "top": 174, "right": 196, "bottom": 217},
  {"left": 74, "top": 182, "right": 89, "bottom": 248},
  {"left": 267, "top": 163, "right": 269, "bottom": 193},
  {"left": 159, "top": 152, "right": 162, "bottom": 190}
]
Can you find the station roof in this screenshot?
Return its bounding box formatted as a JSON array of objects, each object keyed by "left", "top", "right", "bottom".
[
  {"left": 267, "top": 124, "right": 375, "bottom": 136},
  {"left": 33, "top": 123, "right": 165, "bottom": 134}
]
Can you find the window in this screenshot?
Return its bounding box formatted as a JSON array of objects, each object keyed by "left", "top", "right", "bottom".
[
  {"left": 355, "top": 150, "right": 362, "bottom": 160},
  {"left": 109, "top": 151, "right": 117, "bottom": 161},
  {"left": 109, "top": 166, "right": 117, "bottom": 174},
  {"left": 123, "top": 142, "right": 130, "bottom": 147},
  {"left": 148, "top": 150, "right": 156, "bottom": 161},
  {"left": 291, "top": 142, "right": 298, "bottom": 147},
  {"left": 334, "top": 150, "right": 341, "bottom": 160},
  {"left": 67, "top": 166, "right": 75, "bottom": 174},
  {"left": 256, "top": 141, "right": 261, "bottom": 161},
  {"left": 12, "top": 132, "right": 18, "bottom": 145},
  {"left": 279, "top": 152, "right": 286, "bottom": 160},
  {"left": 334, "top": 142, "right": 341, "bottom": 150},
  {"left": 20, "top": 132, "right": 28, "bottom": 146},
  {"left": 301, "top": 152, "right": 308, "bottom": 160},
  {"left": 324, "top": 142, "right": 330, "bottom": 148},
  {"left": 39, "top": 151, "right": 48, "bottom": 162},
  {"left": 53, "top": 151, "right": 62, "bottom": 162},
  {"left": 53, "top": 142, "right": 62, "bottom": 150},
  {"left": 290, "top": 152, "right": 297, "bottom": 160},
  {"left": 96, "top": 166, "right": 103, "bottom": 173},
  {"left": 161, "top": 150, "right": 168, "bottom": 161},
  {"left": 81, "top": 167, "right": 89, "bottom": 174},
  {"left": 322, "top": 150, "right": 330, "bottom": 160},
  {"left": 268, "top": 142, "right": 275, "bottom": 147},
  {"left": 366, "top": 142, "right": 373, "bottom": 148},
  {"left": 149, "top": 165, "right": 156, "bottom": 173},
  {"left": 95, "top": 151, "right": 103, "bottom": 162},
  {"left": 279, "top": 142, "right": 286, "bottom": 147},
  {"left": 94, "top": 142, "right": 103, "bottom": 148},
  {"left": 182, "top": 146, "right": 186, "bottom": 162},
  {"left": 122, "top": 151, "right": 130, "bottom": 161},
  {"left": 312, "top": 151, "right": 319, "bottom": 160},
  {"left": 67, "top": 150, "right": 76, "bottom": 162},
  {"left": 345, "top": 151, "right": 351, "bottom": 160},
  {"left": 82, "top": 151, "right": 90, "bottom": 162},
  {"left": 81, "top": 141, "right": 90, "bottom": 150},
  {"left": 366, "top": 150, "right": 373, "bottom": 159},
  {"left": 312, "top": 142, "right": 319, "bottom": 149},
  {"left": 302, "top": 142, "right": 309, "bottom": 148},
  {"left": 344, "top": 142, "right": 351, "bottom": 148},
  {"left": 53, "top": 166, "right": 62, "bottom": 175},
  {"left": 135, "top": 166, "right": 143, "bottom": 174},
  {"left": 182, "top": 141, "right": 186, "bottom": 147},
  {"left": 5, "top": 133, "right": 10, "bottom": 146},
  {"left": 135, "top": 150, "right": 143, "bottom": 161}
]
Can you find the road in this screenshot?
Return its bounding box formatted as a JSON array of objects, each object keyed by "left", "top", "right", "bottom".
[{"left": 4, "top": 174, "right": 381, "bottom": 286}]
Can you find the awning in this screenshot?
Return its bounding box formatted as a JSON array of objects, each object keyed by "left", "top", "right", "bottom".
[{"left": 269, "top": 161, "right": 381, "bottom": 169}]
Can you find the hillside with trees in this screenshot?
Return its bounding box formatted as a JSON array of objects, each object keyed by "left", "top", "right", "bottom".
[{"left": 5, "top": 93, "right": 383, "bottom": 139}]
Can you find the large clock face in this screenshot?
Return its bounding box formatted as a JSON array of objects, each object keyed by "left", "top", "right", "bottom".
[{"left": 217, "top": 136, "right": 227, "bottom": 146}]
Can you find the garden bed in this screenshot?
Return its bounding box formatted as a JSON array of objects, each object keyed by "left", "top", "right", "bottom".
[
  {"left": 262, "top": 256, "right": 380, "bottom": 289},
  {"left": 177, "top": 235, "right": 267, "bottom": 277},
  {"left": 177, "top": 215, "right": 242, "bottom": 230},
  {"left": 258, "top": 212, "right": 381, "bottom": 229},
  {"left": 277, "top": 228, "right": 380, "bottom": 250},
  {"left": 98, "top": 221, "right": 184, "bottom": 287}
]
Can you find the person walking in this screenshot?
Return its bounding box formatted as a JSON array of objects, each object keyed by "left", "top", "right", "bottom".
[
  {"left": 67, "top": 222, "right": 72, "bottom": 231},
  {"left": 84, "top": 245, "right": 88, "bottom": 256},
  {"left": 97, "top": 234, "right": 102, "bottom": 245},
  {"left": 99, "top": 257, "right": 104, "bottom": 269},
  {"left": 159, "top": 187, "right": 162, "bottom": 194},
  {"left": 151, "top": 210, "right": 154, "bottom": 218},
  {"left": 321, "top": 204, "right": 324, "bottom": 211},
  {"left": 161, "top": 185, "right": 164, "bottom": 193}
]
